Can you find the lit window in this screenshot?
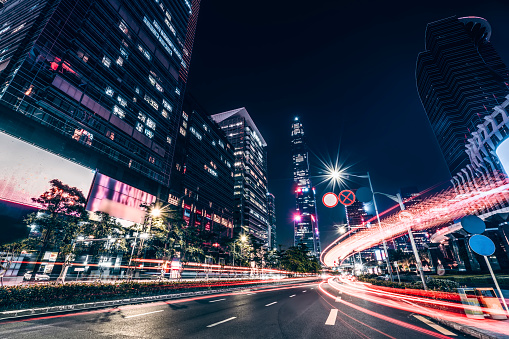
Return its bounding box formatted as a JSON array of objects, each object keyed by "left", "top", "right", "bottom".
[
  {"left": 144, "top": 94, "right": 159, "bottom": 110},
  {"left": 102, "top": 56, "right": 111, "bottom": 68},
  {"left": 182, "top": 121, "right": 187, "bottom": 128},
  {"left": 190, "top": 127, "right": 202, "bottom": 140},
  {"left": 112, "top": 105, "right": 125, "bottom": 118},
  {"left": 12, "top": 24, "right": 25, "bottom": 34},
  {"left": 120, "top": 47, "right": 129, "bottom": 59},
  {"left": 203, "top": 124, "right": 209, "bottom": 132},
  {"left": 144, "top": 129, "right": 154, "bottom": 138},
  {"left": 146, "top": 117, "right": 156, "bottom": 130},
  {"left": 175, "top": 88, "right": 181, "bottom": 95},
  {"left": 117, "top": 96, "right": 128, "bottom": 107},
  {"left": 136, "top": 122, "right": 144, "bottom": 132},
  {"left": 148, "top": 75, "right": 156, "bottom": 86},
  {"left": 166, "top": 136, "right": 172, "bottom": 144},
  {"left": 138, "top": 45, "right": 151, "bottom": 61},
  {"left": 182, "top": 111, "right": 188, "bottom": 121},
  {"left": 116, "top": 56, "right": 123, "bottom": 66},
  {"left": 212, "top": 140, "right": 216, "bottom": 146},
  {"left": 138, "top": 112, "right": 146, "bottom": 122},
  {"left": 72, "top": 129, "right": 93, "bottom": 146},
  {"left": 180, "top": 127, "right": 186, "bottom": 136},
  {"left": 163, "top": 99, "right": 172, "bottom": 112},
  {"left": 155, "top": 83, "right": 163, "bottom": 92},
  {"left": 119, "top": 21, "right": 129, "bottom": 35},
  {"left": 105, "top": 86, "right": 114, "bottom": 97},
  {"left": 218, "top": 140, "right": 224, "bottom": 148},
  {"left": 161, "top": 109, "right": 169, "bottom": 118},
  {"left": 77, "top": 50, "right": 88, "bottom": 63},
  {"left": 135, "top": 87, "right": 141, "bottom": 95}
]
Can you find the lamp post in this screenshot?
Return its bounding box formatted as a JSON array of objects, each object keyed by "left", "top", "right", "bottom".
[
  {"left": 331, "top": 171, "right": 394, "bottom": 282},
  {"left": 334, "top": 169, "right": 427, "bottom": 289}
]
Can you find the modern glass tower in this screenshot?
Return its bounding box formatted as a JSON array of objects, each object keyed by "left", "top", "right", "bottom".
[
  {"left": 267, "top": 192, "right": 276, "bottom": 250},
  {"left": 291, "top": 117, "right": 320, "bottom": 257},
  {"left": 416, "top": 16, "right": 509, "bottom": 177},
  {"left": 211, "top": 108, "right": 269, "bottom": 244},
  {"left": 0, "top": 0, "right": 201, "bottom": 199}
]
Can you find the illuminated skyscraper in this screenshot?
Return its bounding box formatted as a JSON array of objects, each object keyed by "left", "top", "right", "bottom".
[
  {"left": 211, "top": 108, "right": 269, "bottom": 244},
  {"left": 291, "top": 117, "right": 320, "bottom": 257},
  {"left": 267, "top": 192, "right": 276, "bottom": 250},
  {"left": 0, "top": 0, "right": 201, "bottom": 202},
  {"left": 416, "top": 16, "right": 509, "bottom": 177}
]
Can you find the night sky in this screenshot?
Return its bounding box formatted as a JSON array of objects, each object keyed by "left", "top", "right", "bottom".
[{"left": 186, "top": 0, "right": 509, "bottom": 249}]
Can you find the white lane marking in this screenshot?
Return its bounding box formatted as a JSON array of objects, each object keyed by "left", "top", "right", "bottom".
[
  {"left": 289, "top": 294, "right": 296, "bottom": 298},
  {"left": 265, "top": 301, "right": 278, "bottom": 307},
  {"left": 325, "top": 309, "right": 338, "bottom": 325},
  {"left": 209, "top": 298, "right": 226, "bottom": 303},
  {"left": 207, "top": 316, "right": 237, "bottom": 328},
  {"left": 413, "top": 315, "right": 457, "bottom": 336},
  {"left": 311, "top": 288, "right": 314, "bottom": 290},
  {"left": 125, "top": 310, "right": 164, "bottom": 319},
  {"left": 303, "top": 290, "right": 307, "bottom": 293},
  {"left": 335, "top": 296, "right": 341, "bottom": 302}
]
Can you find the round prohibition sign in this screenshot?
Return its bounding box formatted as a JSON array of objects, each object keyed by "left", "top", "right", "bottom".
[
  {"left": 322, "top": 192, "right": 338, "bottom": 208},
  {"left": 338, "top": 190, "right": 356, "bottom": 206}
]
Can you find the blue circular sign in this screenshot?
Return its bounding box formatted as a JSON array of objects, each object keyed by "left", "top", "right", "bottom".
[
  {"left": 469, "top": 234, "right": 495, "bottom": 256},
  {"left": 461, "top": 215, "right": 486, "bottom": 234},
  {"left": 356, "top": 187, "right": 372, "bottom": 203}
]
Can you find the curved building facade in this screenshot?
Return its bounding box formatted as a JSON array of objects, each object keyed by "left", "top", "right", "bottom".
[{"left": 416, "top": 16, "right": 509, "bottom": 177}]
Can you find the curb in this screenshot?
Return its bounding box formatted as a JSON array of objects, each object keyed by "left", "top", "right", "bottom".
[{"left": 432, "top": 316, "right": 504, "bottom": 339}]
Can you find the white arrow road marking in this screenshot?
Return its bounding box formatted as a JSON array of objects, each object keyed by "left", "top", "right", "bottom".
[
  {"left": 413, "top": 315, "right": 457, "bottom": 336},
  {"left": 125, "top": 310, "right": 164, "bottom": 319},
  {"left": 207, "top": 317, "right": 237, "bottom": 328},
  {"left": 325, "top": 309, "right": 338, "bottom": 325}
]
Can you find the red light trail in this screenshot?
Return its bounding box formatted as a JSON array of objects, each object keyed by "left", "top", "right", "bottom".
[{"left": 322, "top": 175, "right": 509, "bottom": 266}]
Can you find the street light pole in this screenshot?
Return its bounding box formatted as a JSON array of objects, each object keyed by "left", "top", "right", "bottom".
[{"left": 367, "top": 172, "right": 394, "bottom": 282}]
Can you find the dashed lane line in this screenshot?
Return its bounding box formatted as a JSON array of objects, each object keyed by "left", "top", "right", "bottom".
[
  {"left": 289, "top": 294, "right": 296, "bottom": 298},
  {"left": 265, "top": 302, "right": 278, "bottom": 307},
  {"left": 325, "top": 309, "right": 338, "bottom": 325},
  {"left": 207, "top": 317, "right": 237, "bottom": 328},
  {"left": 209, "top": 298, "right": 226, "bottom": 303},
  {"left": 124, "top": 310, "right": 164, "bottom": 319}
]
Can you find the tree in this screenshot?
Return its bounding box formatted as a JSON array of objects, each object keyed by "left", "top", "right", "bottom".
[
  {"left": 280, "top": 243, "right": 321, "bottom": 274},
  {"left": 25, "top": 179, "right": 88, "bottom": 280}
]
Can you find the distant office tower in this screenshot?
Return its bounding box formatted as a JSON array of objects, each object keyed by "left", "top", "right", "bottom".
[
  {"left": 416, "top": 16, "right": 509, "bottom": 177},
  {"left": 211, "top": 108, "right": 270, "bottom": 244},
  {"left": 0, "top": 0, "right": 201, "bottom": 219},
  {"left": 345, "top": 200, "right": 368, "bottom": 230},
  {"left": 267, "top": 192, "right": 276, "bottom": 250},
  {"left": 291, "top": 117, "right": 321, "bottom": 257},
  {"left": 395, "top": 187, "right": 429, "bottom": 252},
  {"left": 170, "top": 94, "right": 235, "bottom": 242}
]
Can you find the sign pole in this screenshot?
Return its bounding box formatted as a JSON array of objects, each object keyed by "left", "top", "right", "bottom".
[{"left": 484, "top": 256, "right": 509, "bottom": 313}]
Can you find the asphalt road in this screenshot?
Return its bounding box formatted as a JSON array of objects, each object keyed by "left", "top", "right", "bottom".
[{"left": 0, "top": 279, "right": 470, "bottom": 338}]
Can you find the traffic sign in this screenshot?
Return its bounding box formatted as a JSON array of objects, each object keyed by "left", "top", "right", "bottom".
[
  {"left": 322, "top": 192, "right": 338, "bottom": 208},
  {"left": 461, "top": 215, "right": 486, "bottom": 234},
  {"left": 338, "top": 190, "right": 356, "bottom": 206},
  {"left": 469, "top": 234, "right": 495, "bottom": 256},
  {"left": 356, "top": 187, "right": 372, "bottom": 203}
]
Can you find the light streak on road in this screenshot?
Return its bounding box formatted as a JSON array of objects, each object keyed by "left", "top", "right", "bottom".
[
  {"left": 322, "top": 278, "right": 509, "bottom": 337},
  {"left": 322, "top": 175, "right": 509, "bottom": 266}
]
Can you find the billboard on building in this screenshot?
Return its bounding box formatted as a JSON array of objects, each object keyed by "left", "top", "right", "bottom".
[
  {"left": 86, "top": 173, "right": 156, "bottom": 223},
  {"left": 0, "top": 132, "right": 95, "bottom": 208}
]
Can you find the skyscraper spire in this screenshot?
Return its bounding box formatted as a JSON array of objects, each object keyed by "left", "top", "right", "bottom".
[{"left": 291, "top": 117, "right": 321, "bottom": 257}]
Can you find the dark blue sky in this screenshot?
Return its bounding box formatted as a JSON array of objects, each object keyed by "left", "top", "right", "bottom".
[{"left": 186, "top": 0, "right": 509, "bottom": 249}]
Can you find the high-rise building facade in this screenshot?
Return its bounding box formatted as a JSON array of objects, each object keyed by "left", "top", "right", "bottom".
[
  {"left": 267, "top": 192, "right": 276, "bottom": 250},
  {"left": 291, "top": 117, "right": 320, "bottom": 257},
  {"left": 170, "top": 94, "right": 235, "bottom": 244},
  {"left": 0, "top": 0, "right": 201, "bottom": 206},
  {"left": 416, "top": 16, "right": 509, "bottom": 177},
  {"left": 211, "top": 108, "right": 269, "bottom": 244}
]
